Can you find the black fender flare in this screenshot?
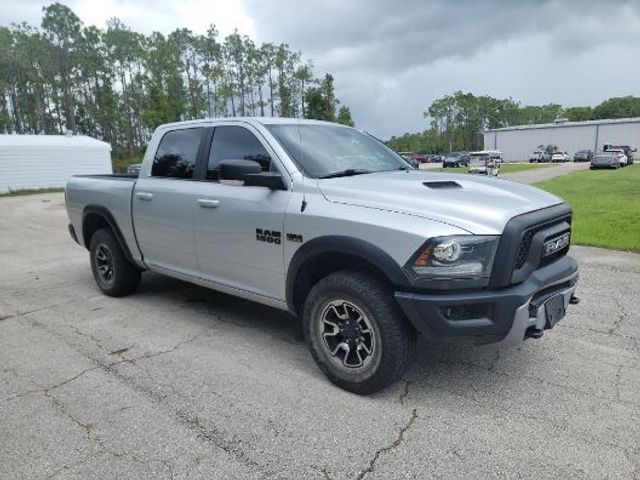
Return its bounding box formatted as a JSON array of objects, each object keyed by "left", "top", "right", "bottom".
[
  {"left": 285, "top": 235, "right": 411, "bottom": 313},
  {"left": 82, "top": 205, "right": 136, "bottom": 265}
]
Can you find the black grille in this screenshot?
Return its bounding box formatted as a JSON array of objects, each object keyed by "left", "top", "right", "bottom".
[
  {"left": 489, "top": 204, "right": 573, "bottom": 288},
  {"left": 514, "top": 216, "right": 571, "bottom": 270},
  {"left": 515, "top": 230, "right": 536, "bottom": 269}
]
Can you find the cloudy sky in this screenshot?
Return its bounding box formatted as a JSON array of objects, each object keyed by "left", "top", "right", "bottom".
[{"left": 3, "top": 0, "right": 640, "bottom": 138}]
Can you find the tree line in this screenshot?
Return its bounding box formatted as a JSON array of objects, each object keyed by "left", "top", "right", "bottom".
[
  {"left": 0, "top": 3, "right": 354, "bottom": 159},
  {"left": 388, "top": 91, "right": 640, "bottom": 154}
]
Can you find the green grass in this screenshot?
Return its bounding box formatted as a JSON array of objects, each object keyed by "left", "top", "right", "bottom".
[
  {"left": 0, "top": 187, "right": 64, "bottom": 197},
  {"left": 430, "top": 162, "right": 554, "bottom": 174},
  {"left": 535, "top": 164, "right": 640, "bottom": 252}
]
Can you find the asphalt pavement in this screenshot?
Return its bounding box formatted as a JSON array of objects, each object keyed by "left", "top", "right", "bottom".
[{"left": 1, "top": 193, "right": 639, "bottom": 479}]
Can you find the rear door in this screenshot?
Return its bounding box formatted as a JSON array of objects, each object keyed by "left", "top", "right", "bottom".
[
  {"left": 191, "top": 124, "right": 292, "bottom": 300},
  {"left": 132, "top": 127, "right": 206, "bottom": 276}
]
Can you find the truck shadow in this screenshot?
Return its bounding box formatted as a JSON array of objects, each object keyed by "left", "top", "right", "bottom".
[{"left": 134, "top": 272, "right": 535, "bottom": 396}]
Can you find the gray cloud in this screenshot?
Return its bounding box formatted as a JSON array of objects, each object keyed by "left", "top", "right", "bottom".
[{"left": 246, "top": 0, "right": 640, "bottom": 137}]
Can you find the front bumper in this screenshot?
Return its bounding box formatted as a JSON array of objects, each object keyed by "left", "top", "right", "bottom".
[{"left": 395, "top": 255, "right": 578, "bottom": 346}]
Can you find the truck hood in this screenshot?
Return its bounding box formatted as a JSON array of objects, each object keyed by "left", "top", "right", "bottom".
[{"left": 316, "top": 170, "right": 564, "bottom": 234}]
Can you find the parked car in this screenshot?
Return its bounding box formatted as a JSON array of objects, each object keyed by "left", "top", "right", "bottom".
[
  {"left": 573, "top": 150, "right": 593, "bottom": 162},
  {"left": 65, "top": 118, "right": 579, "bottom": 394},
  {"left": 443, "top": 151, "right": 470, "bottom": 167},
  {"left": 604, "top": 149, "right": 628, "bottom": 167},
  {"left": 127, "top": 163, "right": 142, "bottom": 175},
  {"left": 414, "top": 154, "right": 429, "bottom": 164},
  {"left": 604, "top": 144, "right": 636, "bottom": 165},
  {"left": 529, "top": 150, "right": 551, "bottom": 163},
  {"left": 590, "top": 151, "right": 623, "bottom": 169},
  {"left": 551, "top": 152, "right": 570, "bottom": 163}
]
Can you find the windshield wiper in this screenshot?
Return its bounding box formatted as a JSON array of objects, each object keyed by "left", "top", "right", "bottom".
[{"left": 318, "top": 169, "right": 372, "bottom": 179}]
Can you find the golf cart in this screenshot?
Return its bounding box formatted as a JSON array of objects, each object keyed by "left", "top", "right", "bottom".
[{"left": 468, "top": 150, "right": 502, "bottom": 176}]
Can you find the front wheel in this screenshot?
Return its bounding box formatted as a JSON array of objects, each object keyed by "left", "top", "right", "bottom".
[
  {"left": 303, "top": 271, "right": 416, "bottom": 394},
  {"left": 90, "top": 229, "right": 141, "bottom": 297}
]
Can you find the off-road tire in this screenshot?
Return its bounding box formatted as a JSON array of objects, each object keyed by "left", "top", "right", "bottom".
[
  {"left": 89, "top": 228, "right": 141, "bottom": 297},
  {"left": 303, "top": 271, "right": 416, "bottom": 394}
]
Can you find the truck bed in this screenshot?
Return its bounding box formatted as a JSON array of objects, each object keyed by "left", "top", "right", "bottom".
[{"left": 65, "top": 174, "right": 142, "bottom": 262}]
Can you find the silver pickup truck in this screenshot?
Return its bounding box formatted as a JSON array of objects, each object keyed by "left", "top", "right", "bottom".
[{"left": 66, "top": 118, "right": 579, "bottom": 394}]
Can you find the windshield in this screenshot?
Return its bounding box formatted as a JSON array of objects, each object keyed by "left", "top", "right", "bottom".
[
  {"left": 266, "top": 124, "right": 407, "bottom": 178},
  {"left": 447, "top": 152, "right": 463, "bottom": 158},
  {"left": 596, "top": 152, "right": 614, "bottom": 158}
]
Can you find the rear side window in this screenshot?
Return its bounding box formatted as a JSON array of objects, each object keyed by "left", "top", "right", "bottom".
[
  {"left": 152, "top": 128, "right": 203, "bottom": 179},
  {"left": 207, "top": 126, "right": 271, "bottom": 180}
]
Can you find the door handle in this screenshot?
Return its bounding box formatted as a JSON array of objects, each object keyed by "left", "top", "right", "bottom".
[
  {"left": 197, "top": 198, "right": 220, "bottom": 208},
  {"left": 135, "top": 192, "right": 153, "bottom": 201}
]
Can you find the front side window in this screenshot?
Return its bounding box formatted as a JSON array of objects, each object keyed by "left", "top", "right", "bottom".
[
  {"left": 266, "top": 124, "right": 406, "bottom": 178},
  {"left": 207, "top": 126, "right": 271, "bottom": 180},
  {"left": 151, "top": 128, "right": 203, "bottom": 179}
]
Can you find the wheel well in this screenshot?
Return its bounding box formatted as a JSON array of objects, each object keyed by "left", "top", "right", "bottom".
[
  {"left": 291, "top": 252, "right": 392, "bottom": 316},
  {"left": 82, "top": 212, "right": 110, "bottom": 248}
]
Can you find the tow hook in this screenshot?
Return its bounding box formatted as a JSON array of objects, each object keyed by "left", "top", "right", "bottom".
[
  {"left": 569, "top": 295, "right": 580, "bottom": 305},
  {"left": 525, "top": 327, "right": 544, "bottom": 340}
]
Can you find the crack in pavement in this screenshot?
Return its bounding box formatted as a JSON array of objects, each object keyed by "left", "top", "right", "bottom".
[
  {"left": 610, "top": 295, "right": 630, "bottom": 335},
  {"left": 3, "top": 332, "right": 204, "bottom": 403},
  {"left": 398, "top": 379, "right": 414, "bottom": 406},
  {"left": 354, "top": 409, "right": 418, "bottom": 480},
  {"left": 67, "top": 323, "right": 109, "bottom": 353},
  {"left": 320, "top": 466, "right": 333, "bottom": 480},
  {"left": 175, "top": 411, "right": 262, "bottom": 469},
  {"left": 488, "top": 349, "right": 501, "bottom": 371},
  {"left": 557, "top": 323, "right": 638, "bottom": 342},
  {"left": 0, "top": 294, "right": 100, "bottom": 322}
]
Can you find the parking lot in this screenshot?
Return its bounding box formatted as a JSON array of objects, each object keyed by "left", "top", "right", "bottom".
[{"left": 1, "top": 192, "right": 639, "bottom": 479}]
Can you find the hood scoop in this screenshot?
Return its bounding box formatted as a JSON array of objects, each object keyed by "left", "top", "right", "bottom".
[{"left": 423, "top": 181, "right": 462, "bottom": 190}]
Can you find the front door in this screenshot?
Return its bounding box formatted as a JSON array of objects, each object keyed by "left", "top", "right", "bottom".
[{"left": 192, "top": 124, "right": 292, "bottom": 300}]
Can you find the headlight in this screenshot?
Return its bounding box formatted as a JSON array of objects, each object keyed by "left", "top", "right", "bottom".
[{"left": 408, "top": 236, "right": 499, "bottom": 279}]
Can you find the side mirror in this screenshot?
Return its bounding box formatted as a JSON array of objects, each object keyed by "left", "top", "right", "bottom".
[
  {"left": 633, "top": 148, "right": 637, "bottom": 152},
  {"left": 244, "top": 172, "right": 287, "bottom": 190},
  {"left": 219, "top": 159, "right": 261, "bottom": 181}
]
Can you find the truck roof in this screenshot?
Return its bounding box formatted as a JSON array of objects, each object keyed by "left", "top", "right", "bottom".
[{"left": 155, "top": 117, "right": 346, "bottom": 132}]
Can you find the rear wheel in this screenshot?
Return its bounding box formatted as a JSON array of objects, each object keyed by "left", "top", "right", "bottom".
[
  {"left": 90, "top": 229, "right": 141, "bottom": 297},
  {"left": 303, "top": 271, "right": 416, "bottom": 394}
]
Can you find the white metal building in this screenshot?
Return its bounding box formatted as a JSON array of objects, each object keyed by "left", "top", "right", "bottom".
[
  {"left": 484, "top": 117, "right": 640, "bottom": 162},
  {"left": 0, "top": 135, "right": 112, "bottom": 194}
]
